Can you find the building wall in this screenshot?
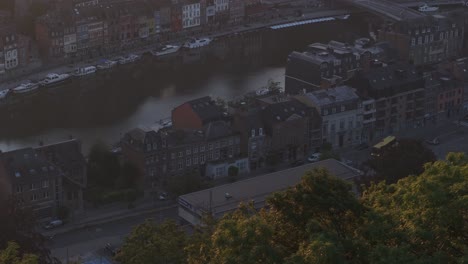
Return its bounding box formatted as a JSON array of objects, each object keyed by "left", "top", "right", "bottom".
[
  {"left": 322, "top": 108, "right": 362, "bottom": 148},
  {"left": 172, "top": 103, "right": 203, "bottom": 130},
  {"left": 182, "top": 2, "right": 201, "bottom": 28}
]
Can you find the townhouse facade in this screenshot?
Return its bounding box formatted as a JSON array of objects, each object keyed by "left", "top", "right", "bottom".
[
  {"left": 0, "top": 139, "right": 86, "bottom": 221},
  {"left": 348, "top": 64, "right": 426, "bottom": 137},
  {"left": 298, "top": 86, "right": 363, "bottom": 148},
  {"left": 379, "top": 11, "right": 465, "bottom": 66}
]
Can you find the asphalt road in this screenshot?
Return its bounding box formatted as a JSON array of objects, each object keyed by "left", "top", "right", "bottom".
[{"left": 49, "top": 206, "right": 179, "bottom": 263}]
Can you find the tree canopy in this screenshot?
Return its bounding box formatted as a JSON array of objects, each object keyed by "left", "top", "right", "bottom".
[
  {"left": 117, "top": 153, "right": 467, "bottom": 264},
  {"left": 0, "top": 198, "right": 54, "bottom": 264},
  {"left": 0, "top": 242, "right": 39, "bottom": 264}
]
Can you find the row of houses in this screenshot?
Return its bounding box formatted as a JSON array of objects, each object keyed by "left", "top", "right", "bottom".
[
  {"left": 121, "top": 53, "right": 468, "bottom": 195},
  {"left": 34, "top": 0, "right": 270, "bottom": 60}
]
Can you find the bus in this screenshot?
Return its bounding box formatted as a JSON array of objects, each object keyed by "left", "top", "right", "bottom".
[{"left": 371, "top": 136, "right": 397, "bottom": 157}]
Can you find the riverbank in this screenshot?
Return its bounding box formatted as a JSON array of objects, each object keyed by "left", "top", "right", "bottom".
[{"left": 0, "top": 7, "right": 351, "bottom": 91}]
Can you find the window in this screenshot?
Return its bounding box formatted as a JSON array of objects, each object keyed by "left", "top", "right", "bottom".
[
  {"left": 323, "top": 109, "right": 328, "bottom": 115},
  {"left": 16, "top": 185, "right": 22, "bottom": 193},
  {"left": 178, "top": 160, "right": 183, "bottom": 170},
  {"left": 200, "top": 154, "right": 205, "bottom": 164},
  {"left": 186, "top": 157, "right": 191, "bottom": 166},
  {"left": 42, "top": 180, "right": 49, "bottom": 188},
  {"left": 193, "top": 146, "right": 198, "bottom": 153},
  {"left": 186, "top": 148, "right": 191, "bottom": 155},
  {"left": 215, "top": 167, "right": 224, "bottom": 177},
  {"left": 341, "top": 105, "right": 345, "bottom": 112},
  {"left": 30, "top": 183, "right": 35, "bottom": 190},
  {"left": 15, "top": 172, "right": 21, "bottom": 177},
  {"left": 31, "top": 194, "right": 37, "bottom": 201},
  {"left": 251, "top": 129, "right": 255, "bottom": 137},
  {"left": 193, "top": 155, "right": 198, "bottom": 164},
  {"left": 171, "top": 153, "right": 175, "bottom": 159},
  {"left": 178, "top": 151, "right": 183, "bottom": 157},
  {"left": 200, "top": 145, "right": 205, "bottom": 152},
  {"left": 411, "top": 37, "right": 415, "bottom": 46},
  {"left": 209, "top": 143, "right": 213, "bottom": 150},
  {"left": 259, "top": 128, "right": 263, "bottom": 136},
  {"left": 44, "top": 192, "right": 49, "bottom": 199}
]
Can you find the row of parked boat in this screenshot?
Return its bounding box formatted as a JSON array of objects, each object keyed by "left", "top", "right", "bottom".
[
  {"left": 150, "top": 37, "right": 213, "bottom": 57},
  {"left": 0, "top": 37, "right": 213, "bottom": 100},
  {"left": 0, "top": 54, "right": 141, "bottom": 99}
]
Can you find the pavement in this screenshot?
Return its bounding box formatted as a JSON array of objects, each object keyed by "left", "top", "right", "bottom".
[{"left": 49, "top": 205, "right": 179, "bottom": 263}]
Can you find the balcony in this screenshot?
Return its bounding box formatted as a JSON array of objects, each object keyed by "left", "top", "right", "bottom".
[
  {"left": 363, "top": 108, "right": 376, "bottom": 115},
  {"left": 363, "top": 118, "right": 376, "bottom": 124}
]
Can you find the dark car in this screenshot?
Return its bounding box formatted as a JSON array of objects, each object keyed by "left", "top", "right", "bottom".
[
  {"left": 105, "top": 243, "right": 119, "bottom": 256},
  {"left": 290, "top": 160, "right": 304, "bottom": 167},
  {"left": 355, "top": 143, "right": 369, "bottom": 150},
  {"left": 425, "top": 137, "right": 440, "bottom": 145}
]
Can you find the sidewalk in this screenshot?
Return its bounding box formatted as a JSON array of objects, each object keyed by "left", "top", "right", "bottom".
[{"left": 42, "top": 199, "right": 177, "bottom": 236}]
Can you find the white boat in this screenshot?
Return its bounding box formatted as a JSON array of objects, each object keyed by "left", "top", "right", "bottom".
[
  {"left": 255, "top": 88, "right": 269, "bottom": 96},
  {"left": 74, "top": 66, "right": 97, "bottom": 77},
  {"left": 96, "top": 60, "right": 117, "bottom": 70},
  {"left": 152, "top": 45, "right": 181, "bottom": 57},
  {"left": 0, "top": 89, "right": 10, "bottom": 99},
  {"left": 12, "top": 81, "right": 39, "bottom": 94},
  {"left": 418, "top": 4, "right": 439, "bottom": 12},
  {"left": 40, "top": 73, "right": 71, "bottom": 86},
  {"left": 117, "top": 54, "right": 140, "bottom": 65},
  {"left": 183, "top": 38, "right": 212, "bottom": 49}
]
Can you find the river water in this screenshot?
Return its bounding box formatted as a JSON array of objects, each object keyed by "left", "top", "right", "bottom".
[{"left": 0, "top": 16, "right": 368, "bottom": 154}]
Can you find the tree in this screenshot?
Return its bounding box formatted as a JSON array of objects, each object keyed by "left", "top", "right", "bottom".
[
  {"left": 117, "top": 162, "right": 141, "bottom": 189},
  {"left": 0, "top": 198, "right": 54, "bottom": 263},
  {"left": 227, "top": 166, "right": 239, "bottom": 182},
  {"left": 0, "top": 242, "right": 39, "bottom": 264},
  {"left": 366, "top": 139, "right": 436, "bottom": 184},
  {"left": 362, "top": 152, "right": 468, "bottom": 263},
  {"left": 87, "top": 141, "right": 121, "bottom": 190},
  {"left": 116, "top": 220, "right": 187, "bottom": 264}
]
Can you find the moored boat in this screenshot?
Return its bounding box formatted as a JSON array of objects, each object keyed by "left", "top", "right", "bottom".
[
  {"left": 12, "top": 81, "right": 40, "bottom": 94},
  {"left": 418, "top": 4, "right": 439, "bottom": 12},
  {"left": 74, "top": 66, "right": 97, "bottom": 77},
  {"left": 151, "top": 45, "right": 181, "bottom": 57},
  {"left": 40, "top": 73, "right": 71, "bottom": 87},
  {"left": 183, "top": 38, "right": 212, "bottom": 49},
  {"left": 96, "top": 60, "right": 117, "bottom": 70}
]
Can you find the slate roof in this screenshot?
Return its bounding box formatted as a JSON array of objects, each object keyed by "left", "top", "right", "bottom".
[
  {"left": 186, "top": 96, "right": 225, "bottom": 124},
  {"left": 261, "top": 99, "right": 309, "bottom": 125},
  {"left": 305, "top": 85, "right": 359, "bottom": 107},
  {"left": 0, "top": 148, "right": 58, "bottom": 181},
  {"left": 35, "top": 139, "right": 86, "bottom": 169},
  {"left": 204, "top": 120, "right": 235, "bottom": 141}
]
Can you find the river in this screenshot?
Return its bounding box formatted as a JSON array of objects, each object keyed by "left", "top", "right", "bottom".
[{"left": 0, "top": 15, "right": 369, "bottom": 154}]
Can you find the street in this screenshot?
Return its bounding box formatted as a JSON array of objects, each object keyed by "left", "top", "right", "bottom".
[{"left": 49, "top": 206, "right": 179, "bottom": 263}]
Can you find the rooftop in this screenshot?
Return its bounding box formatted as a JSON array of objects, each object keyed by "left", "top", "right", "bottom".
[
  {"left": 179, "top": 159, "right": 360, "bottom": 217},
  {"left": 304, "top": 85, "right": 359, "bottom": 106}
]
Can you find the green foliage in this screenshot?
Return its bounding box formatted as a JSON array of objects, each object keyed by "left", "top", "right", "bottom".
[
  {"left": 227, "top": 166, "right": 239, "bottom": 182},
  {"left": 0, "top": 198, "right": 53, "bottom": 263},
  {"left": 121, "top": 153, "right": 468, "bottom": 264},
  {"left": 87, "top": 141, "right": 121, "bottom": 190},
  {"left": 266, "top": 153, "right": 280, "bottom": 167},
  {"left": 116, "top": 220, "right": 187, "bottom": 264},
  {"left": 367, "top": 138, "right": 436, "bottom": 184},
  {"left": 0, "top": 242, "right": 39, "bottom": 264},
  {"left": 86, "top": 142, "right": 142, "bottom": 205}
]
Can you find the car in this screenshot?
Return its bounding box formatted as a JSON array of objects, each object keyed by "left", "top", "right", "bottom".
[
  {"left": 105, "top": 243, "right": 120, "bottom": 256},
  {"left": 307, "top": 153, "right": 321, "bottom": 163},
  {"left": 290, "top": 160, "right": 304, "bottom": 167},
  {"left": 355, "top": 143, "right": 369, "bottom": 150},
  {"left": 425, "top": 137, "right": 440, "bottom": 145},
  {"left": 159, "top": 192, "right": 168, "bottom": 201},
  {"left": 43, "top": 219, "right": 63, "bottom": 230}
]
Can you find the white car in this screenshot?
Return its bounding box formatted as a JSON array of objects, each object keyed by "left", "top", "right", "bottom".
[{"left": 307, "top": 153, "right": 321, "bottom": 163}]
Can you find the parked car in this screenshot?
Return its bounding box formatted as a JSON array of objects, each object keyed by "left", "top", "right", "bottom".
[
  {"left": 159, "top": 192, "right": 168, "bottom": 201},
  {"left": 105, "top": 243, "right": 120, "bottom": 256},
  {"left": 43, "top": 219, "right": 63, "bottom": 230},
  {"left": 307, "top": 153, "right": 321, "bottom": 163},
  {"left": 290, "top": 160, "right": 304, "bottom": 167},
  {"left": 355, "top": 143, "right": 369, "bottom": 150},
  {"left": 425, "top": 137, "right": 440, "bottom": 145}
]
